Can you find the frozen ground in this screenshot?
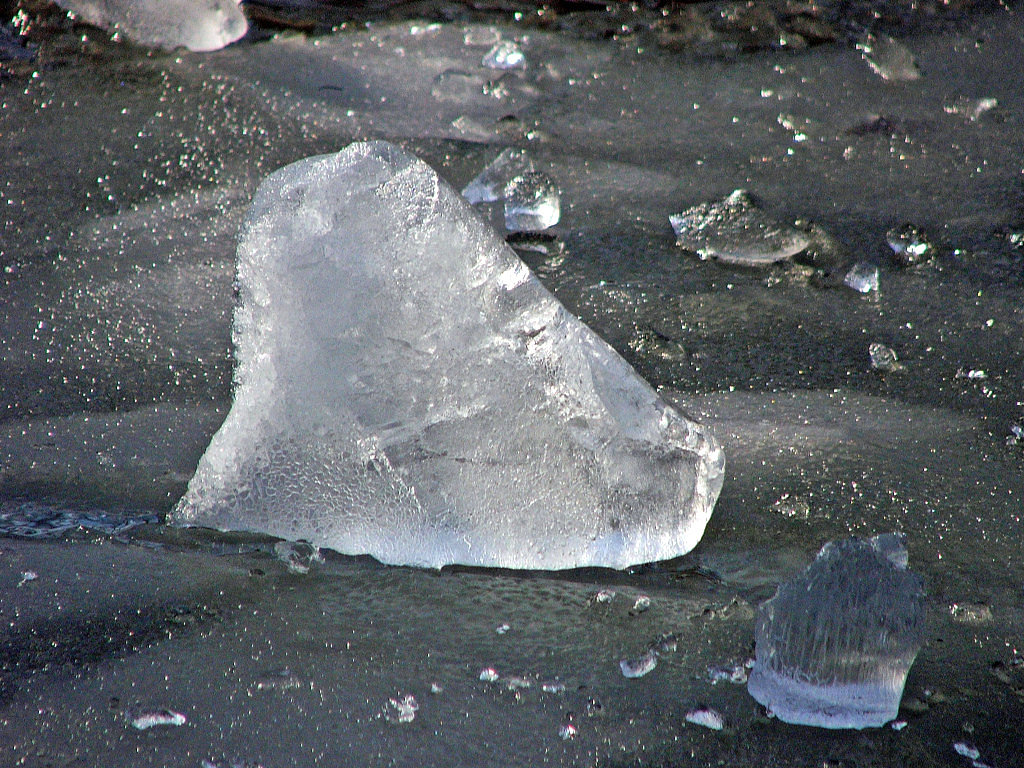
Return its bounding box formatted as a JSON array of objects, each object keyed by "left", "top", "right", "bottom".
[{"left": 1, "top": 2, "right": 1023, "bottom": 765}]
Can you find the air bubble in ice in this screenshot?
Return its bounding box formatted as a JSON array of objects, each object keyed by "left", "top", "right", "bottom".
[
  {"left": 746, "top": 534, "right": 926, "bottom": 729},
  {"left": 619, "top": 650, "right": 658, "bottom": 679},
  {"left": 130, "top": 708, "right": 187, "bottom": 730},
  {"left": 886, "top": 224, "right": 933, "bottom": 266},
  {"left": 844, "top": 262, "right": 879, "bottom": 293},
  {"left": 504, "top": 172, "right": 560, "bottom": 231},
  {"left": 670, "top": 190, "right": 809, "bottom": 265},
  {"left": 462, "top": 148, "right": 535, "bottom": 204},
  {"left": 53, "top": 0, "right": 247, "bottom": 52},
  {"left": 483, "top": 40, "right": 525, "bottom": 70},
  {"left": 684, "top": 707, "right": 726, "bottom": 730},
  {"left": 869, "top": 342, "right": 903, "bottom": 372}
]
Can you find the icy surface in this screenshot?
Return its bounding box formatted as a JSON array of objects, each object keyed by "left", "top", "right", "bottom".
[
  {"left": 172, "top": 141, "right": 723, "bottom": 569},
  {"left": 54, "top": 0, "right": 248, "bottom": 52},
  {"left": 747, "top": 534, "right": 926, "bottom": 729},
  {"left": 670, "top": 190, "right": 810, "bottom": 265}
]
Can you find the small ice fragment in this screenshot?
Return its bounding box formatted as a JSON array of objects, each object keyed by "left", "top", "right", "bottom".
[
  {"left": 746, "top": 534, "right": 926, "bottom": 729},
  {"left": 950, "top": 602, "right": 993, "bottom": 624},
  {"left": 844, "top": 262, "right": 879, "bottom": 293},
  {"left": 670, "top": 190, "right": 809, "bottom": 265},
  {"left": 462, "top": 148, "right": 535, "bottom": 204},
  {"left": 944, "top": 97, "right": 998, "bottom": 121},
  {"left": 273, "top": 540, "right": 322, "bottom": 574},
  {"left": 483, "top": 40, "right": 525, "bottom": 70},
  {"left": 496, "top": 623, "right": 511, "bottom": 634},
  {"left": 857, "top": 33, "right": 921, "bottom": 81},
  {"left": 479, "top": 667, "right": 500, "bottom": 683},
  {"left": 130, "top": 708, "right": 187, "bottom": 730},
  {"left": 651, "top": 633, "right": 678, "bottom": 654},
  {"left": 504, "top": 172, "right": 560, "bottom": 232},
  {"left": 558, "top": 721, "right": 578, "bottom": 740},
  {"left": 53, "top": 0, "right": 247, "bottom": 52},
  {"left": 632, "top": 595, "right": 651, "bottom": 613},
  {"left": 967, "top": 369, "right": 987, "bottom": 380},
  {"left": 430, "top": 682, "right": 444, "bottom": 694},
  {"left": 684, "top": 707, "right": 726, "bottom": 730},
  {"left": 891, "top": 719, "right": 908, "bottom": 731},
  {"left": 954, "top": 742, "right": 981, "bottom": 760},
  {"left": 254, "top": 667, "right": 303, "bottom": 691},
  {"left": 886, "top": 224, "right": 933, "bottom": 266},
  {"left": 869, "top": 342, "right": 903, "bottom": 372},
  {"left": 620, "top": 650, "right": 658, "bottom": 679},
  {"left": 385, "top": 694, "right": 418, "bottom": 724},
  {"left": 1008, "top": 424, "right": 1024, "bottom": 446},
  {"left": 594, "top": 588, "right": 616, "bottom": 604},
  {"left": 17, "top": 570, "right": 38, "bottom": 587},
  {"left": 708, "top": 663, "right": 748, "bottom": 685},
  {"left": 542, "top": 680, "right": 566, "bottom": 694},
  {"left": 504, "top": 676, "right": 532, "bottom": 691}
]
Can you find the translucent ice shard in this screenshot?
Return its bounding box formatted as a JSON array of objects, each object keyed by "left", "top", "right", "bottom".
[
  {"left": 504, "top": 172, "right": 560, "bottom": 232},
  {"left": 747, "top": 534, "right": 926, "bottom": 729},
  {"left": 670, "top": 190, "right": 809, "bottom": 265},
  {"left": 857, "top": 33, "right": 921, "bottom": 82},
  {"left": 844, "top": 261, "right": 879, "bottom": 293},
  {"left": 171, "top": 141, "right": 723, "bottom": 570},
  {"left": 54, "top": 0, "right": 247, "bottom": 52},
  {"left": 461, "top": 148, "right": 535, "bottom": 205},
  {"left": 482, "top": 40, "right": 525, "bottom": 70}
]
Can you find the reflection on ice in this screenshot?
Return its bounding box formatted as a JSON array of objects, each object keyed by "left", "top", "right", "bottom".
[
  {"left": 461, "top": 148, "right": 535, "bottom": 204},
  {"left": 504, "top": 171, "right": 561, "bottom": 231},
  {"left": 172, "top": 141, "right": 723, "bottom": 569},
  {"left": 747, "top": 534, "right": 926, "bottom": 729}
]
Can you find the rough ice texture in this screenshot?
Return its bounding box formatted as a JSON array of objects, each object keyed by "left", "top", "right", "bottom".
[
  {"left": 747, "top": 534, "right": 925, "bottom": 729},
  {"left": 172, "top": 141, "right": 724, "bottom": 570},
  {"left": 55, "top": 0, "right": 247, "bottom": 52},
  {"left": 670, "top": 189, "right": 809, "bottom": 266}
]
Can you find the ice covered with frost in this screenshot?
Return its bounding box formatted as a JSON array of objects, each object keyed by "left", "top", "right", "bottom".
[
  {"left": 172, "top": 141, "right": 723, "bottom": 570},
  {"left": 747, "top": 533, "right": 925, "bottom": 729},
  {"left": 54, "top": 0, "right": 247, "bottom": 52}
]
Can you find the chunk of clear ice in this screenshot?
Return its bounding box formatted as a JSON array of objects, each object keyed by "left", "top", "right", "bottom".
[
  {"left": 670, "top": 190, "right": 809, "bottom": 265},
  {"left": 747, "top": 534, "right": 926, "bottom": 729},
  {"left": 54, "top": 0, "right": 247, "bottom": 52},
  {"left": 171, "top": 142, "right": 723, "bottom": 570},
  {"left": 461, "top": 148, "right": 535, "bottom": 204},
  {"left": 504, "top": 172, "right": 560, "bottom": 231}
]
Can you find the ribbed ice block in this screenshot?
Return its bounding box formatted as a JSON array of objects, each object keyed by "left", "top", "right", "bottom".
[{"left": 747, "top": 534, "right": 926, "bottom": 728}]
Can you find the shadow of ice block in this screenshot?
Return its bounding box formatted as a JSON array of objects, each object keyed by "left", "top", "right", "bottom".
[
  {"left": 171, "top": 141, "right": 723, "bottom": 570},
  {"left": 747, "top": 533, "right": 925, "bottom": 729}
]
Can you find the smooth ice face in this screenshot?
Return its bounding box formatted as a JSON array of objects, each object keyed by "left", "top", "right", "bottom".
[
  {"left": 747, "top": 534, "right": 926, "bottom": 729},
  {"left": 55, "top": 0, "right": 247, "bottom": 52},
  {"left": 670, "top": 189, "right": 809, "bottom": 265},
  {"left": 461, "top": 148, "right": 535, "bottom": 205},
  {"left": 172, "top": 141, "right": 724, "bottom": 570}
]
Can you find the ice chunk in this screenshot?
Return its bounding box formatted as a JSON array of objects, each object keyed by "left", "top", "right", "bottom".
[
  {"left": 844, "top": 262, "right": 879, "bottom": 293},
  {"left": 886, "top": 224, "right": 933, "bottom": 266},
  {"left": 857, "top": 34, "right": 921, "bottom": 82},
  {"left": 747, "top": 534, "right": 926, "bottom": 729},
  {"left": 482, "top": 40, "right": 525, "bottom": 70},
  {"left": 461, "top": 148, "right": 535, "bottom": 205},
  {"left": 684, "top": 707, "right": 726, "bottom": 730},
  {"left": 869, "top": 342, "right": 903, "bottom": 372},
  {"left": 54, "top": 0, "right": 247, "bottom": 52},
  {"left": 172, "top": 141, "right": 724, "bottom": 570},
  {"left": 670, "top": 190, "right": 810, "bottom": 265},
  {"left": 504, "top": 172, "right": 560, "bottom": 231}
]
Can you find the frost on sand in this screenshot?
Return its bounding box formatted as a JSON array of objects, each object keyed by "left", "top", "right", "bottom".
[{"left": 172, "top": 142, "right": 723, "bottom": 570}]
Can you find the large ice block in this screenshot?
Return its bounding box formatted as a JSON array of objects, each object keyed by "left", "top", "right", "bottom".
[
  {"left": 171, "top": 141, "right": 723, "bottom": 570},
  {"left": 747, "top": 534, "right": 926, "bottom": 728},
  {"left": 55, "top": 0, "right": 247, "bottom": 52}
]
